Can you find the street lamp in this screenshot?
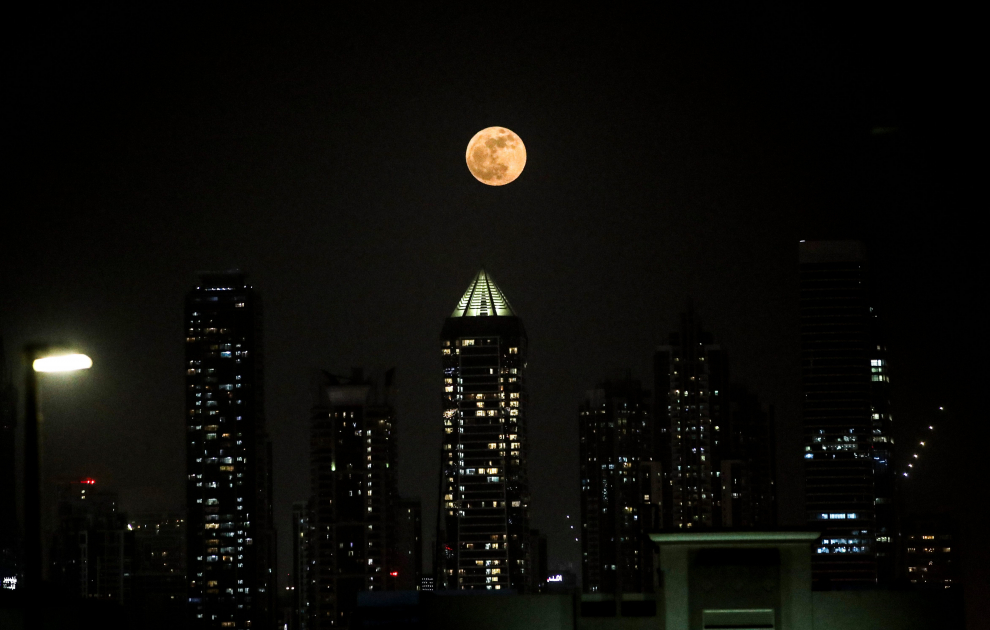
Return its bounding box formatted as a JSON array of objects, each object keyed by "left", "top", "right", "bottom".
[{"left": 22, "top": 344, "right": 92, "bottom": 599}]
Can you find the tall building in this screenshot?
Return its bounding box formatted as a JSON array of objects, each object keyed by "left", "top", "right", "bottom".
[
  {"left": 49, "top": 479, "right": 132, "bottom": 603},
  {"left": 653, "top": 307, "right": 776, "bottom": 531},
  {"left": 308, "top": 368, "right": 400, "bottom": 628},
  {"left": 185, "top": 271, "right": 275, "bottom": 629},
  {"left": 900, "top": 514, "right": 957, "bottom": 590},
  {"left": 578, "top": 379, "right": 659, "bottom": 596},
  {"left": 435, "top": 269, "right": 535, "bottom": 592},
  {"left": 654, "top": 308, "right": 728, "bottom": 530},
  {"left": 394, "top": 498, "right": 422, "bottom": 591},
  {"left": 0, "top": 339, "right": 20, "bottom": 591},
  {"left": 291, "top": 501, "right": 310, "bottom": 630},
  {"left": 721, "top": 385, "right": 777, "bottom": 529},
  {"left": 129, "top": 512, "right": 187, "bottom": 615},
  {"left": 799, "top": 240, "right": 895, "bottom": 586}
]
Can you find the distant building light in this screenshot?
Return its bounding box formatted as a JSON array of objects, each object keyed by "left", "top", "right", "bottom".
[{"left": 547, "top": 574, "right": 563, "bottom": 582}]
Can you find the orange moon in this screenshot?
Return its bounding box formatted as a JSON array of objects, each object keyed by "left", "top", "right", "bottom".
[{"left": 465, "top": 127, "right": 526, "bottom": 186}]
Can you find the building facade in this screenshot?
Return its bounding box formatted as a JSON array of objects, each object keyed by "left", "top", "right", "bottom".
[
  {"left": 291, "top": 501, "right": 310, "bottom": 630},
  {"left": 49, "top": 479, "right": 132, "bottom": 603},
  {"left": 900, "top": 514, "right": 957, "bottom": 590},
  {"left": 129, "top": 512, "right": 187, "bottom": 615},
  {"left": 308, "top": 368, "right": 400, "bottom": 628},
  {"left": 578, "top": 379, "right": 659, "bottom": 596},
  {"left": 394, "top": 498, "right": 422, "bottom": 591},
  {"left": 654, "top": 309, "right": 729, "bottom": 530},
  {"left": 185, "top": 271, "right": 275, "bottom": 629},
  {"left": 653, "top": 308, "right": 776, "bottom": 533},
  {"left": 435, "top": 269, "right": 535, "bottom": 592},
  {"left": 799, "top": 241, "right": 895, "bottom": 586},
  {"left": 721, "top": 385, "right": 777, "bottom": 529}
]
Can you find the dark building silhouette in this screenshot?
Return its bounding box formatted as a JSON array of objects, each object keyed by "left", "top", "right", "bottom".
[
  {"left": 0, "top": 339, "right": 20, "bottom": 591},
  {"left": 653, "top": 308, "right": 776, "bottom": 532},
  {"left": 900, "top": 514, "right": 958, "bottom": 590},
  {"left": 528, "top": 528, "right": 548, "bottom": 591},
  {"left": 129, "top": 512, "right": 187, "bottom": 616},
  {"left": 654, "top": 309, "right": 728, "bottom": 530},
  {"left": 49, "top": 479, "right": 133, "bottom": 603},
  {"left": 290, "top": 500, "right": 310, "bottom": 630},
  {"left": 578, "top": 379, "right": 659, "bottom": 596},
  {"left": 799, "top": 241, "right": 895, "bottom": 586},
  {"left": 721, "top": 385, "right": 777, "bottom": 529},
  {"left": 394, "top": 498, "right": 422, "bottom": 591},
  {"left": 435, "top": 269, "right": 536, "bottom": 592},
  {"left": 185, "top": 271, "right": 275, "bottom": 629},
  {"left": 308, "top": 368, "right": 400, "bottom": 628}
]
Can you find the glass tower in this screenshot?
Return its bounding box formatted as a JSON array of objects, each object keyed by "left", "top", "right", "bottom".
[
  {"left": 435, "top": 269, "right": 534, "bottom": 592},
  {"left": 799, "top": 241, "right": 895, "bottom": 586},
  {"left": 185, "top": 271, "right": 275, "bottom": 629}
]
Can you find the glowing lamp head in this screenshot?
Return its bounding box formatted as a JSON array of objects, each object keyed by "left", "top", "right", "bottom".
[{"left": 33, "top": 353, "right": 92, "bottom": 373}]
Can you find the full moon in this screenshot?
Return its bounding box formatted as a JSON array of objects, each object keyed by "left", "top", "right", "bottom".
[{"left": 465, "top": 127, "right": 526, "bottom": 186}]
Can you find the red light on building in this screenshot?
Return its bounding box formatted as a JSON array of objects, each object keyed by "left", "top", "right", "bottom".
[
  {"left": 80, "top": 478, "right": 96, "bottom": 485},
  {"left": 389, "top": 571, "right": 398, "bottom": 577}
]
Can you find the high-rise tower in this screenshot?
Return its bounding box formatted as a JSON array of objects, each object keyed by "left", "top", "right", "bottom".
[
  {"left": 799, "top": 241, "right": 895, "bottom": 586},
  {"left": 653, "top": 308, "right": 776, "bottom": 531},
  {"left": 435, "top": 269, "right": 534, "bottom": 592},
  {"left": 654, "top": 308, "right": 729, "bottom": 530},
  {"left": 185, "top": 271, "right": 275, "bottom": 629},
  {"left": 578, "top": 379, "right": 659, "bottom": 597},
  {"left": 308, "top": 368, "right": 399, "bottom": 628}
]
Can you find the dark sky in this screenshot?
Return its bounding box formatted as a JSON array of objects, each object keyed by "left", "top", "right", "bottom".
[{"left": 5, "top": 5, "right": 983, "bottom": 618}]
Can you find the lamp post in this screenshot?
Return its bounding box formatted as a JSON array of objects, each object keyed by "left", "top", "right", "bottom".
[{"left": 22, "top": 344, "right": 92, "bottom": 599}]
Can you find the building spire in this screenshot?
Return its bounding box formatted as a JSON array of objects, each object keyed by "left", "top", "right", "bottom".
[{"left": 450, "top": 269, "right": 515, "bottom": 317}]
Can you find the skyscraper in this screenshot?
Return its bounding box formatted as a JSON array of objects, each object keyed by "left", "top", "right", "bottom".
[
  {"left": 653, "top": 307, "right": 776, "bottom": 531},
  {"left": 308, "top": 368, "right": 399, "bottom": 628},
  {"left": 185, "top": 271, "right": 275, "bottom": 629},
  {"left": 49, "top": 479, "right": 132, "bottom": 603},
  {"left": 900, "top": 514, "right": 957, "bottom": 590},
  {"left": 435, "top": 269, "right": 534, "bottom": 592},
  {"left": 654, "top": 308, "right": 728, "bottom": 530},
  {"left": 290, "top": 501, "right": 310, "bottom": 630},
  {"left": 799, "top": 241, "right": 895, "bottom": 586},
  {"left": 721, "top": 385, "right": 777, "bottom": 529},
  {"left": 578, "top": 379, "right": 659, "bottom": 596},
  {"left": 394, "top": 498, "right": 422, "bottom": 591},
  {"left": 128, "top": 512, "right": 187, "bottom": 615}
]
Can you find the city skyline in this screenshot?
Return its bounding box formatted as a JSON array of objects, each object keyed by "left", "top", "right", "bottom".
[{"left": 4, "top": 5, "right": 982, "bottom": 626}]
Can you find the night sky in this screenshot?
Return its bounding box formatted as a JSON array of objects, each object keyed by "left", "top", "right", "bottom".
[{"left": 5, "top": 5, "right": 983, "bottom": 620}]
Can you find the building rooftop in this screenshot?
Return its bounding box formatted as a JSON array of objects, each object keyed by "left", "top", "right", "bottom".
[
  {"left": 649, "top": 530, "right": 821, "bottom": 545},
  {"left": 450, "top": 269, "right": 515, "bottom": 318}
]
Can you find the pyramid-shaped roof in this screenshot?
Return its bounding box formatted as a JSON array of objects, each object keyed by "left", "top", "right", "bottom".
[{"left": 450, "top": 269, "right": 516, "bottom": 317}]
